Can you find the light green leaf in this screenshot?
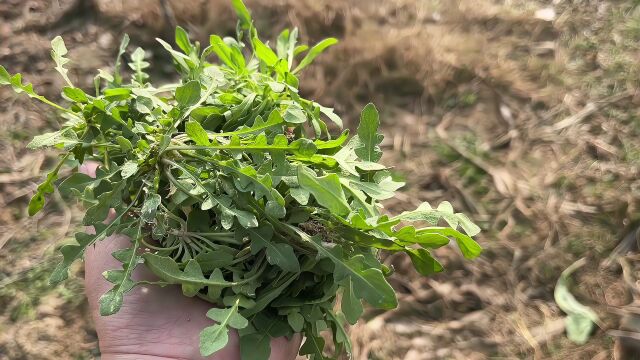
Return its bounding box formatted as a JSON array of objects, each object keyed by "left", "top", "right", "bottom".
[
  {"left": 200, "top": 300, "right": 248, "bottom": 356},
  {"left": 51, "top": 36, "right": 73, "bottom": 87},
  {"left": 185, "top": 121, "right": 211, "bottom": 146},
  {"left": 120, "top": 161, "right": 138, "bottom": 179},
  {"left": 175, "top": 80, "right": 201, "bottom": 108},
  {"left": 554, "top": 258, "right": 600, "bottom": 345},
  {"left": 293, "top": 37, "right": 338, "bottom": 73}
]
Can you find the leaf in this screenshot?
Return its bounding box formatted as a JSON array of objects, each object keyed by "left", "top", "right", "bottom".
[
  {"left": 99, "top": 223, "right": 143, "bottom": 315},
  {"left": 120, "top": 161, "right": 138, "bottom": 179},
  {"left": 287, "top": 311, "right": 305, "bottom": 332},
  {"left": 408, "top": 248, "right": 444, "bottom": 275},
  {"left": 129, "top": 47, "right": 150, "bottom": 84},
  {"left": 297, "top": 165, "right": 350, "bottom": 217},
  {"left": 248, "top": 224, "right": 300, "bottom": 272},
  {"left": 141, "top": 193, "right": 162, "bottom": 222},
  {"left": 114, "top": 34, "right": 130, "bottom": 84},
  {"left": 231, "top": 0, "right": 253, "bottom": 29},
  {"left": 199, "top": 300, "right": 248, "bottom": 356},
  {"left": 392, "top": 201, "right": 481, "bottom": 236},
  {"left": 27, "top": 129, "right": 78, "bottom": 149},
  {"left": 240, "top": 333, "right": 271, "bottom": 360},
  {"left": 355, "top": 103, "right": 383, "bottom": 162},
  {"left": 50, "top": 198, "right": 138, "bottom": 285},
  {"left": 299, "top": 333, "right": 327, "bottom": 360},
  {"left": 62, "top": 87, "right": 88, "bottom": 103},
  {"left": 253, "top": 36, "right": 279, "bottom": 67},
  {"left": 283, "top": 103, "right": 307, "bottom": 124},
  {"left": 51, "top": 36, "right": 73, "bottom": 86},
  {"left": 175, "top": 80, "right": 201, "bottom": 108},
  {"left": 341, "top": 278, "right": 363, "bottom": 325},
  {"left": 175, "top": 26, "right": 193, "bottom": 54},
  {"left": 143, "top": 253, "right": 232, "bottom": 287},
  {"left": 554, "top": 258, "right": 600, "bottom": 345},
  {"left": 185, "top": 120, "right": 211, "bottom": 146},
  {"left": 293, "top": 38, "right": 338, "bottom": 73},
  {"left": 289, "top": 225, "right": 397, "bottom": 309}
]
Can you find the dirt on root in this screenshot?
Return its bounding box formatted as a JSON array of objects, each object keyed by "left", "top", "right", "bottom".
[{"left": 2, "top": 0, "right": 640, "bottom": 359}]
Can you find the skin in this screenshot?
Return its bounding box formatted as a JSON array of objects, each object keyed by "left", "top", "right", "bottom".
[{"left": 80, "top": 162, "right": 301, "bottom": 360}]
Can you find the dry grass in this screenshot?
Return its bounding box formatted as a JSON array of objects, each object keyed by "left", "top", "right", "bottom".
[{"left": 1, "top": 0, "right": 640, "bottom": 359}]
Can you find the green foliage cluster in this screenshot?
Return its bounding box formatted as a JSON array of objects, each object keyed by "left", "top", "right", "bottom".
[{"left": 0, "top": 1, "right": 481, "bottom": 358}]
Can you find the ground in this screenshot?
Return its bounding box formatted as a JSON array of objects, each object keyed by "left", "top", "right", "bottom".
[{"left": 1, "top": 0, "right": 640, "bottom": 359}]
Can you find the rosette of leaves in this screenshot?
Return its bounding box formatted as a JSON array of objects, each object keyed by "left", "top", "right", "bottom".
[{"left": 0, "top": 1, "right": 482, "bottom": 358}]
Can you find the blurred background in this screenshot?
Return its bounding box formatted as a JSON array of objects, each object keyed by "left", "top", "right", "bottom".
[{"left": 1, "top": 0, "right": 640, "bottom": 359}]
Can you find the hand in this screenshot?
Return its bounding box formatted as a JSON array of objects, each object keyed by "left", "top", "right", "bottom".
[{"left": 80, "top": 163, "right": 301, "bottom": 360}]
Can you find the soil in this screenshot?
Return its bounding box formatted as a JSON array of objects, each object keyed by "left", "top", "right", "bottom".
[{"left": 2, "top": 0, "right": 640, "bottom": 359}]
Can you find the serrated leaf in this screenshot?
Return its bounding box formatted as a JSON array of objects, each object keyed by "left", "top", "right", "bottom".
[
  {"left": 99, "top": 223, "right": 142, "bottom": 316},
  {"left": 51, "top": 36, "right": 73, "bottom": 86},
  {"left": 200, "top": 300, "right": 248, "bottom": 356},
  {"left": 297, "top": 165, "right": 350, "bottom": 216},
  {"left": 392, "top": 201, "right": 481, "bottom": 237},
  {"left": 27, "top": 129, "right": 78, "bottom": 149}
]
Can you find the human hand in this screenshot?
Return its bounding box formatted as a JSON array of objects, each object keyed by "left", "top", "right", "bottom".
[{"left": 80, "top": 163, "right": 302, "bottom": 360}]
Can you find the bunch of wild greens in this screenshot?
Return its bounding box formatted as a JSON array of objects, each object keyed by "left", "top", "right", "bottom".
[{"left": 0, "top": 1, "right": 481, "bottom": 358}]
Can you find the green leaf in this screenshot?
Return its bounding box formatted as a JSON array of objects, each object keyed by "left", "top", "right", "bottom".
[
  {"left": 231, "top": 0, "right": 253, "bottom": 29},
  {"left": 288, "top": 225, "right": 397, "bottom": 309},
  {"left": 341, "top": 278, "right": 363, "bottom": 325},
  {"left": 408, "top": 248, "right": 444, "bottom": 275},
  {"left": 355, "top": 103, "right": 383, "bottom": 162},
  {"left": 114, "top": 34, "right": 130, "bottom": 84},
  {"left": 185, "top": 121, "right": 211, "bottom": 146},
  {"left": 51, "top": 36, "right": 73, "bottom": 86},
  {"left": 120, "top": 161, "right": 138, "bottom": 179},
  {"left": 283, "top": 103, "right": 307, "bottom": 124},
  {"left": 175, "top": 26, "right": 193, "bottom": 54},
  {"left": 554, "top": 259, "right": 599, "bottom": 345},
  {"left": 240, "top": 333, "right": 271, "bottom": 360},
  {"left": 175, "top": 80, "right": 201, "bottom": 108},
  {"left": 293, "top": 38, "right": 338, "bottom": 73},
  {"left": 297, "top": 165, "right": 350, "bottom": 217},
  {"left": 143, "top": 253, "right": 231, "bottom": 287},
  {"left": 248, "top": 225, "right": 300, "bottom": 272},
  {"left": 62, "top": 87, "right": 88, "bottom": 103},
  {"left": 299, "top": 333, "right": 327, "bottom": 360},
  {"left": 99, "top": 223, "right": 143, "bottom": 315},
  {"left": 27, "top": 129, "right": 78, "bottom": 149},
  {"left": 253, "top": 37, "right": 279, "bottom": 67},
  {"left": 392, "top": 201, "right": 481, "bottom": 237},
  {"left": 200, "top": 300, "right": 248, "bottom": 356},
  {"left": 129, "top": 47, "right": 150, "bottom": 84},
  {"left": 141, "top": 193, "right": 162, "bottom": 222}
]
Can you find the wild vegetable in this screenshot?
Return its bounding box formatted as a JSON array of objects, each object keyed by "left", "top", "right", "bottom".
[{"left": 1, "top": 0, "right": 481, "bottom": 358}]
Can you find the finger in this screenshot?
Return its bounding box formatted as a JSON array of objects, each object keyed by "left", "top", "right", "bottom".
[{"left": 79, "top": 161, "right": 99, "bottom": 178}]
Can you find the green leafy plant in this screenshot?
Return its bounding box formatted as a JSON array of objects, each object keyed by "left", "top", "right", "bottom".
[{"left": 1, "top": 1, "right": 481, "bottom": 358}]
